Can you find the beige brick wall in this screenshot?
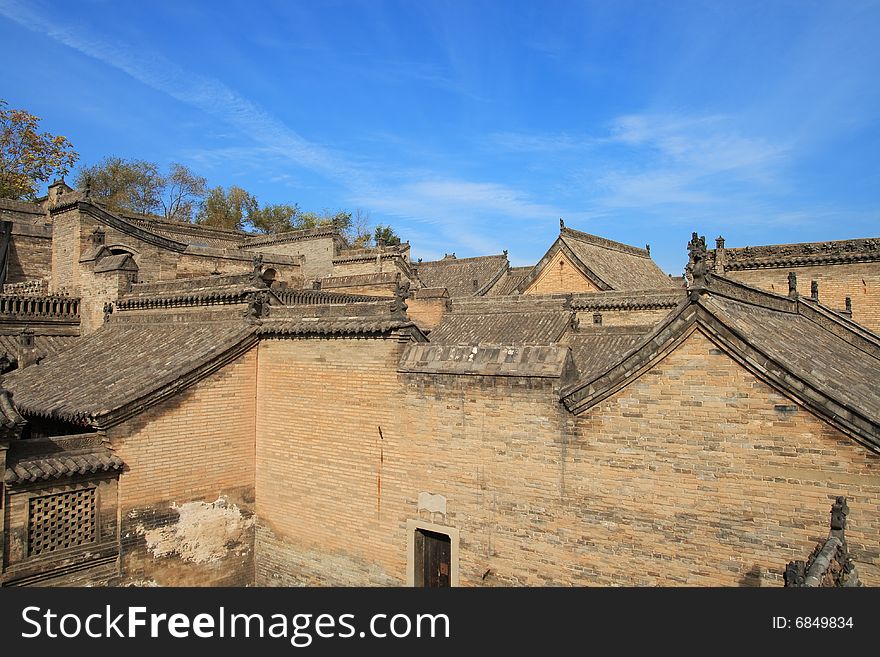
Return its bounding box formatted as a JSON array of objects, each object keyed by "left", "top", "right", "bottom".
[
  {"left": 574, "top": 329, "right": 880, "bottom": 585},
  {"left": 243, "top": 236, "right": 336, "bottom": 283},
  {"left": 332, "top": 260, "right": 384, "bottom": 278},
  {"left": 576, "top": 307, "right": 673, "bottom": 327},
  {"left": 728, "top": 262, "right": 880, "bottom": 332},
  {"left": 254, "top": 336, "right": 411, "bottom": 585},
  {"left": 108, "top": 349, "right": 258, "bottom": 586},
  {"left": 7, "top": 229, "right": 52, "bottom": 284},
  {"left": 524, "top": 251, "right": 601, "bottom": 295},
  {"left": 49, "top": 208, "right": 81, "bottom": 295},
  {"left": 253, "top": 329, "right": 878, "bottom": 587},
  {"left": 408, "top": 297, "right": 448, "bottom": 332}
]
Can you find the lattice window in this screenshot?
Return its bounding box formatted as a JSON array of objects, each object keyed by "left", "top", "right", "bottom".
[{"left": 28, "top": 489, "right": 96, "bottom": 557}]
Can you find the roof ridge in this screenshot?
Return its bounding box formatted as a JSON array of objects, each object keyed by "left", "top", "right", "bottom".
[
  {"left": 417, "top": 253, "right": 507, "bottom": 265},
  {"left": 561, "top": 227, "right": 651, "bottom": 258}
]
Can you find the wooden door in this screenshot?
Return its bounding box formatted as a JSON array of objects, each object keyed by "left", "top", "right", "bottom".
[{"left": 414, "top": 528, "right": 451, "bottom": 587}]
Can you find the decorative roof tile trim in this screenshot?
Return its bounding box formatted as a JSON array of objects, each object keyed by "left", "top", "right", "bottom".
[
  {"left": 257, "top": 318, "right": 423, "bottom": 338},
  {"left": 570, "top": 291, "right": 685, "bottom": 311},
  {"left": 121, "top": 212, "right": 246, "bottom": 240},
  {"left": 709, "top": 238, "right": 880, "bottom": 270},
  {"left": 561, "top": 227, "right": 652, "bottom": 258},
  {"left": 275, "top": 289, "right": 389, "bottom": 305},
  {"left": 0, "top": 295, "right": 80, "bottom": 320},
  {"left": 320, "top": 272, "right": 400, "bottom": 288},
  {"left": 5, "top": 451, "right": 124, "bottom": 484},
  {"left": 238, "top": 225, "right": 340, "bottom": 247},
  {"left": 398, "top": 343, "right": 577, "bottom": 380},
  {"left": 331, "top": 251, "right": 409, "bottom": 265}
]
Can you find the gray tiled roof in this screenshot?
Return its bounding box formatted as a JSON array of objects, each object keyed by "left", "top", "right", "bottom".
[
  {"left": 560, "top": 228, "right": 674, "bottom": 289},
  {"left": 486, "top": 266, "right": 533, "bottom": 296},
  {"left": 2, "top": 321, "right": 257, "bottom": 427},
  {"left": 562, "top": 326, "right": 654, "bottom": 380},
  {"left": 3, "top": 433, "right": 123, "bottom": 484},
  {"left": 414, "top": 255, "right": 508, "bottom": 297},
  {"left": 703, "top": 294, "right": 880, "bottom": 422},
  {"left": 429, "top": 310, "right": 570, "bottom": 344},
  {"left": 0, "top": 335, "right": 80, "bottom": 362}
]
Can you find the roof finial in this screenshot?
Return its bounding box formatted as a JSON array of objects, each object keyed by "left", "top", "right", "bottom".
[
  {"left": 686, "top": 232, "right": 708, "bottom": 294},
  {"left": 559, "top": 218, "right": 565, "bottom": 230},
  {"left": 810, "top": 280, "right": 819, "bottom": 301},
  {"left": 83, "top": 174, "right": 92, "bottom": 198},
  {"left": 788, "top": 272, "right": 797, "bottom": 298},
  {"left": 390, "top": 281, "right": 411, "bottom": 318},
  {"left": 645, "top": 243, "right": 650, "bottom": 254},
  {"left": 845, "top": 296, "right": 852, "bottom": 314}
]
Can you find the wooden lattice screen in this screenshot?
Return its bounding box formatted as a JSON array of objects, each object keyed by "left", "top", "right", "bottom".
[{"left": 28, "top": 489, "right": 96, "bottom": 556}]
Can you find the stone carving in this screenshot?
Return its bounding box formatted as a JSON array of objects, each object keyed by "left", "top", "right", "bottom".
[
  {"left": 788, "top": 272, "right": 797, "bottom": 298},
  {"left": 390, "top": 281, "right": 411, "bottom": 317},
  {"left": 830, "top": 496, "right": 848, "bottom": 533},
  {"left": 686, "top": 232, "right": 708, "bottom": 291},
  {"left": 103, "top": 302, "right": 113, "bottom": 322},
  {"left": 811, "top": 280, "right": 819, "bottom": 301},
  {"left": 252, "top": 254, "right": 263, "bottom": 276},
  {"left": 244, "top": 290, "right": 270, "bottom": 322},
  {"left": 418, "top": 491, "right": 447, "bottom": 517}
]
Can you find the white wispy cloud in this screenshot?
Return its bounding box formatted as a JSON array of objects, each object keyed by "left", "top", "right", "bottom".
[{"left": 0, "top": 0, "right": 564, "bottom": 255}]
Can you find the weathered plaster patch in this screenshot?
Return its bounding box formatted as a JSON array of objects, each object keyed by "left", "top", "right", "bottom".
[{"left": 138, "top": 496, "right": 254, "bottom": 564}]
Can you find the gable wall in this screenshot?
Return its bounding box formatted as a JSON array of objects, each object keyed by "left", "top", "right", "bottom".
[
  {"left": 572, "top": 328, "right": 880, "bottom": 585},
  {"left": 524, "top": 251, "right": 601, "bottom": 295}
]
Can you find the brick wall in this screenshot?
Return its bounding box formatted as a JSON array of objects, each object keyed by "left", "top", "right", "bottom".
[
  {"left": 7, "top": 225, "right": 52, "bottom": 285},
  {"left": 243, "top": 236, "right": 336, "bottom": 283},
  {"left": 727, "top": 263, "right": 880, "bottom": 332},
  {"left": 524, "top": 251, "right": 601, "bottom": 295},
  {"left": 576, "top": 307, "right": 672, "bottom": 327},
  {"left": 108, "top": 349, "right": 257, "bottom": 586},
  {"left": 573, "top": 329, "right": 880, "bottom": 585},
  {"left": 253, "top": 329, "right": 878, "bottom": 587},
  {"left": 49, "top": 208, "right": 81, "bottom": 295},
  {"left": 407, "top": 297, "right": 449, "bottom": 332}
]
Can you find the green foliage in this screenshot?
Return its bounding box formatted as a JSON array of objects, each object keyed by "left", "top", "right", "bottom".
[
  {"left": 249, "top": 202, "right": 301, "bottom": 233},
  {"left": 76, "top": 158, "right": 206, "bottom": 221},
  {"left": 373, "top": 223, "right": 401, "bottom": 246},
  {"left": 75, "top": 157, "right": 160, "bottom": 215},
  {"left": 197, "top": 186, "right": 258, "bottom": 230},
  {"left": 0, "top": 99, "right": 78, "bottom": 200}
]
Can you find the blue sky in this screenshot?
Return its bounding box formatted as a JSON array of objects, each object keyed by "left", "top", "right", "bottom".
[{"left": 2, "top": 0, "right": 879, "bottom": 273}]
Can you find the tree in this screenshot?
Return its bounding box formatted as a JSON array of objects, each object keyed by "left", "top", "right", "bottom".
[
  {"left": 197, "top": 186, "right": 258, "bottom": 231},
  {"left": 0, "top": 99, "right": 78, "bottom": 200},
  {"left": 373, "top": 223, "right": 401, "bottom": 247},
  {"left": 75, "top": 157, "right": 161, "bottom": 215},
  {"left": 249, "top": 202, "right": 300, "bottom": 234},
  {"left": 160, "top": 162, "right": 207, "bottom": 221},
  {"left": 75, "top": 158, "right": 206, "bottom": 221}
]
